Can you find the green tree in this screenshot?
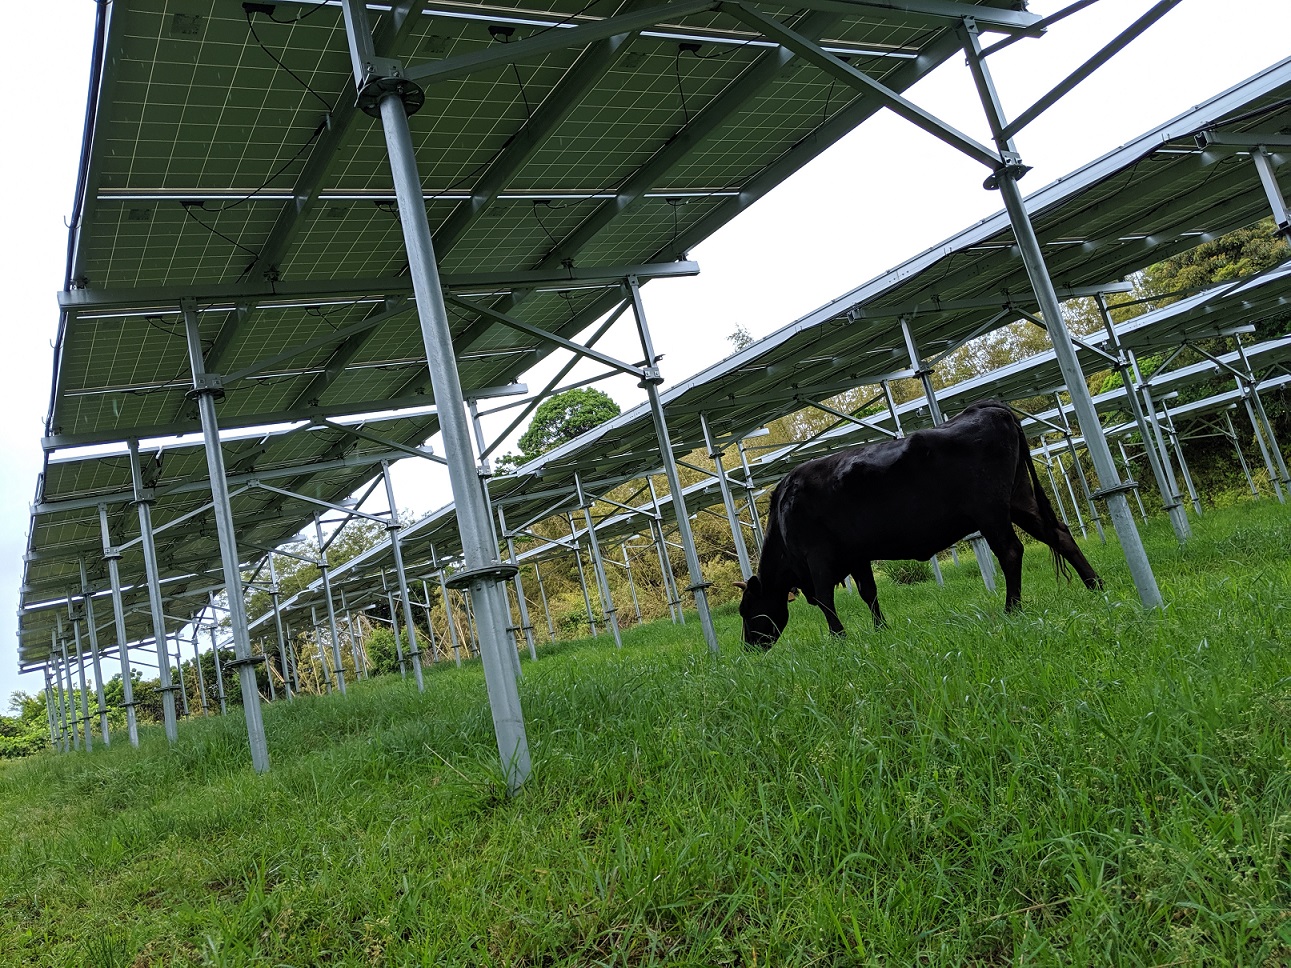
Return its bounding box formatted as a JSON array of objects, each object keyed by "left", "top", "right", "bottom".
[
  {"left": 727, "top": 324, "right": 754, "bottom": 352},
  {"left": 516, "top": 388, "right": 621, "bottom": 461},
  {"left": 0, "top": 692, "right": 50, "bottom": 759}
]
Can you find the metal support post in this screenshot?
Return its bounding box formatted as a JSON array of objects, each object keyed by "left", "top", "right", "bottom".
[
  {"left": 498, "top": 508, "right": 538, "bottom": 661},
  {"left": 1159, "top": 399, "right": 1201, "bottom": 515},
  {"left": 901, "top": 318, "right": 996, "bottom": 590},
  {"left": 286, "top": 621, "right": 301, "bottom": 693},
  {"left": 1055, "top": 453, "right": 1086, "bottom": 538},
  {"left": 43, "top": 671, "right": 58, "bottom": 751},
  {"left": 648, "top": 476, "right": 682, "bottom": 624},
  {"left": 51, "top": 645, "right": 69, "bottom": 752},
  {"left": 313, "top": 514, "right": 348, "bottom": 696},
  {"left": 72, "top": 622, "right": 93, "bottom": 753},
  {"left": 309, "top": 606, "right": 333, "bottom": 691},
  {"left": 209, "top": 621, "right": 228, "bottom": 715},
  {"left": 98, "top": 504, "right": 138, "bottom": 747},
  {"left": 963, "top": 22, "right": 1160, "bottom": 608},
  {"left": 1039, "top": 438, "right": 1072, "bottom": 528},
  {"left": 532, "top": 564, "right": 556, "bottom": 641},
  {"left": 627, "top": 277, "right": 718, "bottom": 653},
  {"left": 181, "top": 304, "right": 271, "bottom": 771},
  {"left": 340, "top": 591, "right": 363, "bottom": 682},
  {"left": 432, "top": 548, "right": 464, "bottom": 667},
  {"left": 56, "top": 625, "right": 79, "bottom": 752},
  {"left": 192, "top": 633, "right": 210, "bottom": 716},
  {"left": 622, "top": 543, "right": 643, "bottom": 623},
  {"left": 127, "top": 439, "right": 179, "bottom": 743},
  {"left": 1138, "top": 378, "right": 1191, "bottom": 512},
  {"left": 419, "top": 579, "right": 441, "bottom": 662},
  {"left": 171, "top": 633, "right": 191, "bottom": 717},
  {"left": 261, "top": 637, "right": 276, "bottom": 701},
  {"left": 343, "top": 0, "right": 529, "bottom": 789},
  {"left": 1223, "top": 410, "right": 1259, "bottom": 497},
  {"left": 1241, "top": 388, "right": 1284, "bottom": 502},
  {"left": 79, "top": 559, "right": 110, "bottom": 745},
  {"left": 1053, "top": 396, "right": 1106, "bottom": 543},
  {"left": 1117, "top": 440, "right": 1149, "bottom": 519},
  {"left": 1251, "top": 145, "right": 1291, "bottom": 236},
  {"left": 468, "top": 402, "right": 523, "bottom": 681},
  {"left": 701, "top": 413, "right": 753, "bottom": 579},
  {"left": 268, "top": 556, "right": 292, "bottom": 701},
  {"left": 735, "top": 440, "right": 765, "bottom": 555},
  {"left": 1095, "top": 294, "right": 1188, "bottom": 540},
  {"left": 381, "top": 462, "right": 425, "bottom": 689},
  {"left": 567, "top": 514, "right": 599, "bottom": 638},
  {"left": 575, "top": 474, "right": 622, "bottom": 648},
  {"left": 386, "top": 590, "right": 407, "bottom": 677},
  {"left": 1234, "top": 335, "right": 1291, "bottom": 493}
]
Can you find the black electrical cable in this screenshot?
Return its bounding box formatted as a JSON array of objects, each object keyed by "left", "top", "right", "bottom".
[
  {"left": 245, "top": 8, "right": 336, "bottom": 114},
  {"left": 183, "top": 204, "right": 262, "bottom": 259}
]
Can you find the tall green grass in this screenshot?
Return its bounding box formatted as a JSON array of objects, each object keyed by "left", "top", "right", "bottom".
[{"left": 2, "top": 502, "right": 1289, "bottom": 966}]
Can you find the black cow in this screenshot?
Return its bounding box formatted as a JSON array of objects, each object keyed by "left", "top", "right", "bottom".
[{"left": 737, "top": 399, "right": 1102, "bottom": 647}]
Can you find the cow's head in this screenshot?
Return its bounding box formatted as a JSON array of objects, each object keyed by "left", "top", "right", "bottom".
[{"left": 735, "top": 577, "right": 789, "bottom": 649}]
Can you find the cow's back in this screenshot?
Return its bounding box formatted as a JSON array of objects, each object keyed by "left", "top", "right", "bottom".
[{"left": 769, "top": 401, "right": 1023, "bottom": 571}]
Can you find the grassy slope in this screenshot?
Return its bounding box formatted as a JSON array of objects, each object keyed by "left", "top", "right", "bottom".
[{"left": 2, "top": 503, "right": 1289, "bottom": 967}]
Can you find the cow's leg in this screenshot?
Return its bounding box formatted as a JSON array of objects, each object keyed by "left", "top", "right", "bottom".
[
  {"left": 1012, "top": 504, "right": 1103, "bottom": 590},
  {"left": 980, "top": 524, "right": 1025, "bottom": 612},
  {"left": 852, "top": 562, "right": 885, "bottom": 629},
  {"left": 805, "top": 561, "right": 845, "bottom": 637}
]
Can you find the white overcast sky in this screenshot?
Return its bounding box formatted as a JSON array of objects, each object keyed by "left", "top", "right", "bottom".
[{"left": 2, "top": 1, "right": 1289, "bottom": 703}]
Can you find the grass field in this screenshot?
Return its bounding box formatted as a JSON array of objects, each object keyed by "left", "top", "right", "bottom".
[{"left": 2, "top": 501, "right": 1289, "bottom": 966}]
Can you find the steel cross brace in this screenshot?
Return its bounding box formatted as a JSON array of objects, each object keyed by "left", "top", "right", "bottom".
[
  {"left": 315, "top": 418, "right": 446, "bottom": 465},
  {"left": 445, "top": 294, "right": 647, "bottom": 380},
  {"left": 1015, "top": 307, "right": 1121, "bottom": 369},
  {"left": 247, "top": 480, "right": 393, "bottom": 526},
  {"left": 114, "top": 485, "right": 254, "bottom": 552},
  {"left": 724, "top": 2, "right": 1000, "bottom": 169}
]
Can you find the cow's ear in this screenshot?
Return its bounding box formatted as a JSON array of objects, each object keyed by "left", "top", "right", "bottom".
[
  {"left": 786, "top": 589, "right": 797, "bottom": 602},
  {"left": 733, "top": 580, "right": 747, "bottom": 591},
  {"left": 746, "top": 575, "right": 762, "bottom": 597}
]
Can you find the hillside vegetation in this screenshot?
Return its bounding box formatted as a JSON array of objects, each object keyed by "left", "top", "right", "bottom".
[{"left": 3, "top": 502, "right": 1289, "bottom": 966}]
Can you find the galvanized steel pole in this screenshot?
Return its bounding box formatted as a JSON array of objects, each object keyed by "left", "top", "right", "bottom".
[
  {"left": 381, "top": 463, "right": 424, "bottom": 690},
  {"left": 575, "top": 475, "right": 621, "bottom": 648},
  {"left": 79, "top": 559, "right": 111, "bottom": 746},
  {"left": 621, "top": 543, "right": 642, "bottom": 623},
  {"left": 432, "top": 548, "right": 464, "bottom": 667},
  {"left": 1223, "top": 410, "right": 1259, "bottom": 497},
  {"left": 962, "top": 21, "right": 1161, "bottom": 609},
  {"left": 98, "top": 504, "right": 139, "bottom": 747},
  {"left": 72, "top": 622, "right": 93, "bottom": 752},
  {"left": 532, "top": 564, "right": 556, "bottom": 641},
  {"left": 127, "top": 439, "right": 179, "bottom": 743},
  {"left": 1094, "top": 294, "right": 1188, "bottom": 541},
  {"left": 567, "top": 515, "right": 599, "bottom": 638},
  {"left": 627, "top": 276, "right": 719, "bottom": 653},
  {"left": 497, "top": 509, "right": 537, "bottom": 661},
  {"left": 268, "top": 556, "right": 292, "bottom": 701},
  {"left": 701, "top": 413, "right": 752, "bottom": 580},
  {"left": 209, "top": 621, "right": 228, "bottom": 716},
  {"left": 342, "top": 0, "right": 529, "bottom": 789},
  {"left": 192, "top": 632, "right": 209, "bottom": 716},
  {"left": 182, "top": 305, "right": 271, "bottom": 771},
  {"left": 313, "top": 514, "right": 348, "bottom": 696}
]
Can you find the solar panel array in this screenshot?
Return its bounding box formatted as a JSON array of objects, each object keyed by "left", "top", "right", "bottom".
[{"left": 19, "top": 3, "right": 1291, "bottom": 674}]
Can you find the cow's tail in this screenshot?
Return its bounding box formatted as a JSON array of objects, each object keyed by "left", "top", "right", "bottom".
[{"left": 1017, "top": 419, "right": 1073, "bottom": 583}]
